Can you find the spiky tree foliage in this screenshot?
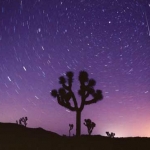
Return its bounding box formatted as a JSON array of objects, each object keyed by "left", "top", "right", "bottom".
[
  {"left": 84, "top": 119, "right": 96, "bottom": 135},
  {"left": 51, "top": 71, "right": 103, "bottom": 136},
  {"left": 69, "top": 124, "right": 74, "bottom": 136},
  {"left": 19, "top": 117, "right": 28, "bottom": 127}
]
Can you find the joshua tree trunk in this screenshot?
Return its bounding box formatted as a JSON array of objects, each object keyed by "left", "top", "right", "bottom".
[{"left": 76, "top": 110, "right": 81, "bottom": 136}]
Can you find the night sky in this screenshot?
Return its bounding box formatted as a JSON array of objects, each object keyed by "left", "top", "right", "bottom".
[{"left": 0, "top": 0, "right": 150, "bottom": 137}]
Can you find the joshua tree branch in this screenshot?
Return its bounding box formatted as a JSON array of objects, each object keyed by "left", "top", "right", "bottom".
[
  {"left": 79, "top": 98, "right": 84, "bottom": 111},
  {"left": 68, "top": 80, "right": 72, "bottom": 89},
  {"left": 61, "top": 81, "right": 77, "bottom": 108},
  {"left": 61, "top": 97, "right": 76, "bottom": 111},
  {"left": 64, "top": 104, "right": 76, "bottom": 111},
  {"left": 84, "top": 98, "right": 97, "bottom": 105},
  {"left": 55, "top": 91, "right": 76, "bottom": 111},
  {"left": 59, "top": 100, "right": 76, "bottom": 111},
  {"left": 56, "top": 95, "right": 62, "bottom": 105},
  {"left": 85, "top": 91, "right": 90, "bottom": 99},
  {"left": 70, "top": 92, "right": 78, "bottom": 109},
  {"left": 62, "top": 83, "right": 69, "bottom": 91}
]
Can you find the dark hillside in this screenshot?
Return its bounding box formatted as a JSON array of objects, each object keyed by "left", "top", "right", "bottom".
[
  {"left": 0, "top": 122, "right": 59, "bottom": 137},
  {"left": 0, "top": 123, "right": 150, "bottom": 150},
  {"left": 0, "top": 122, "right": 60, "bottom": 149}
]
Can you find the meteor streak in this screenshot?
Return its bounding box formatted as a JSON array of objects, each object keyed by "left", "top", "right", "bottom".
[{"left": 145, "top": 12, "right": 150, "bottom": 36}]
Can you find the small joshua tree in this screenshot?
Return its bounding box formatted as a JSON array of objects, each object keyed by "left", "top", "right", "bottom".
[
  {"left": 69, "top": 124, "right": 74, "bottom": 136},
  {"left": 18, "top": 117, "right": 28, "bottom": 127},
  {"left": 106, "top": 131, "right": 115, "bottom": 138},
  {"left": 51, "top": 71, "right": 103, "bottom": 136},
  {"left": 84, "top": 119, "right": 96, "bottom": 135}
]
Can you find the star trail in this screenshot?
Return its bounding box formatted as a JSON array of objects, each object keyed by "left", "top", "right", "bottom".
[{"left": 0, "top": 0, "right": 150, "bottom": 137}]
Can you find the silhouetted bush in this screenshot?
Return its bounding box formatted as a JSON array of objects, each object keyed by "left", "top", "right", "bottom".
[
  {"left": 106, "top": 131, "right": 115, "bottom": 138},
  {"left": 84, "top": 119, "right": 96, "bottom": 135},
  {"left": 17, "top": 117, "right": 28, "bottom": 127}
]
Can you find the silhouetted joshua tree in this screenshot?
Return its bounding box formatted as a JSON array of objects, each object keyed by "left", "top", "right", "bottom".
[
  {"left": 69, "top": 124, "right": 74, "bottom": 136},
  {"left": 51, "top": 71, "right": 103, "bottom": 136},
  {"left": 18, "top": 117, "right": 28, "bottom": 127},
  {"left": 84, "top": 119, "right": 96, "bottom": 135},
  {"left": 106, "top": 131, "right": 115, "bottom": 138}
]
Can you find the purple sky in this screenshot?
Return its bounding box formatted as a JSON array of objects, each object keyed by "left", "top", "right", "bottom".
[{"left": 0, "top": 0, "right": 150, "bottom": 137}]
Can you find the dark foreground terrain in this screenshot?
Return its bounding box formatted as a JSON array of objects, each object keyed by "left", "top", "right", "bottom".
[{"left": 0, "top": 123, "right": 150, "bottom": 150}]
